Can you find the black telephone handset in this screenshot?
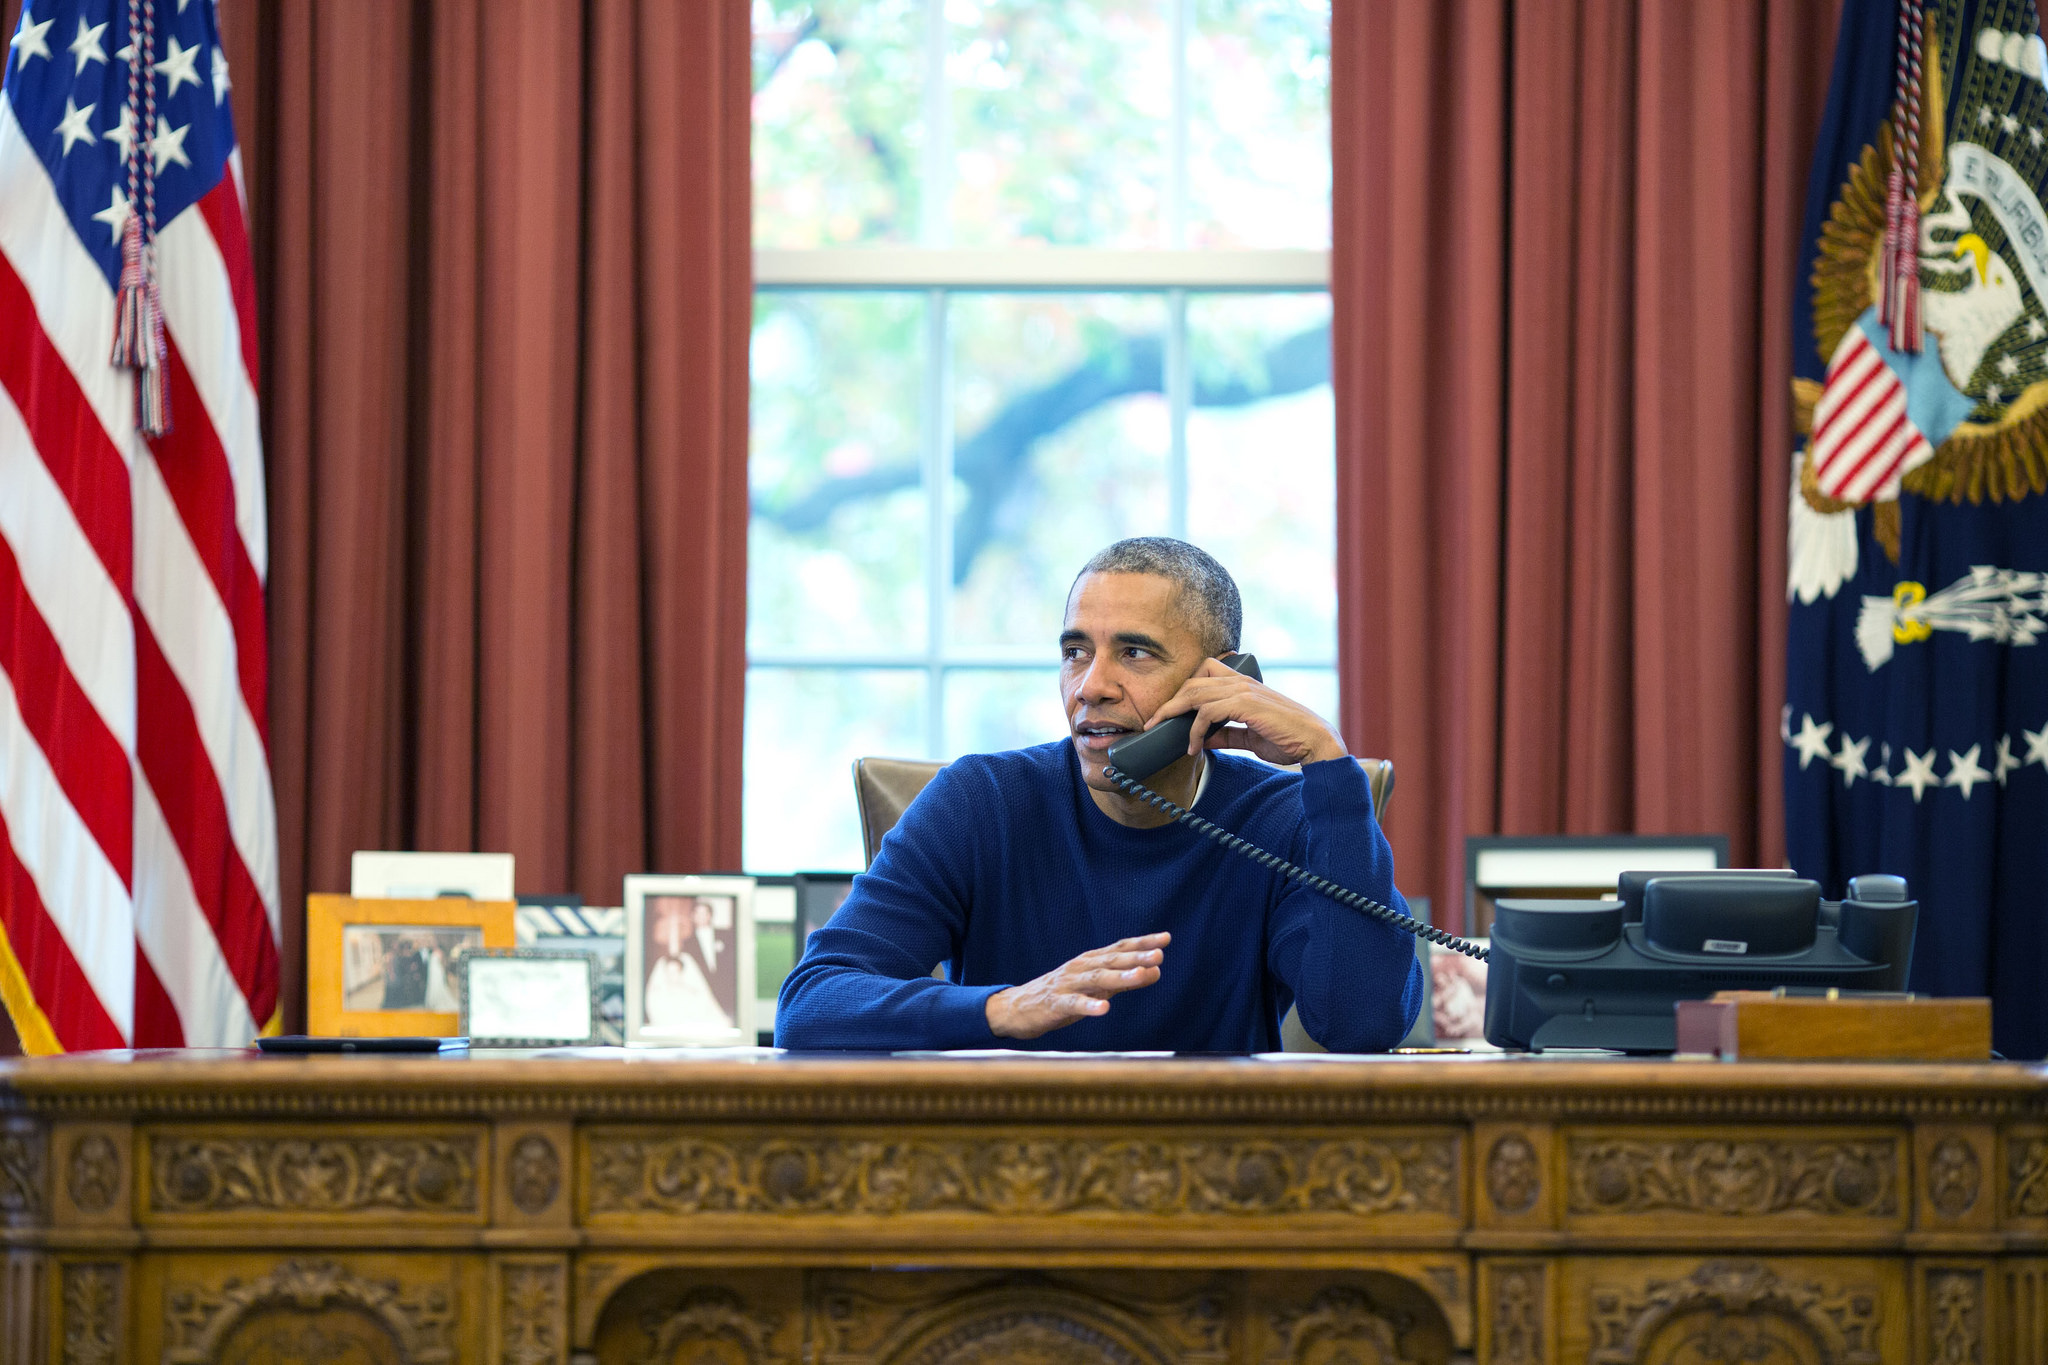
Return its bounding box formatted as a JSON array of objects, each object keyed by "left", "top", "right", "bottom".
[
  {"left": 1104, "top": 651, "right": 1263, "bottom": 781},
  {"left": 1101, "top": 653, "right": 1488, "bottom": 961}
]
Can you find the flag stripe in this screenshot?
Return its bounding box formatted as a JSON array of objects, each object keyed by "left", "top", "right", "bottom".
[
  {"left": 0, "top": 534, "right": 130, "bottom": 888},
  {"left": 132, "top": 948, "right": 186, "bottom": 1049},
  {"left": 0, "top": 384, "right": 134, "bottom": 753},
  {"left": 133, "top": 452, "right": 280, "bottom": 921},
  {"left": 132, "top": 619, "right": 276, "bottom": 1021},
  {"left": 195, "top": 176, "right": 260, "bottom": 392},
  {"left": 0, "top": 246, "right": 131, "bottom": 596},
  {"left": 0, "top": 102, "right": 134, "bottom": 468},
  {"left": 158, "top": 207, "right": 268, "bottom": 582},
  {"left": 135, "top": 781, "right": 254, "bottom": 1046},
  {"left": 147, "top": 335, "right": 269, "bottom": 744},
  {"left": 0, "top": 806, "right": 122, "bottom": 1053},
  {"left": 0, "top": 664, "right": 133, "bottom": 1040}
]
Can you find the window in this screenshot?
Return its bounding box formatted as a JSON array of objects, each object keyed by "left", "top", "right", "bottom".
[{"left": 747, "top": 0, "right": 1334, "bottom": 872}]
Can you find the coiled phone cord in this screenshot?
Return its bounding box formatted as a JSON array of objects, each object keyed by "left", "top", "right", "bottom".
[{"left": 1103, "top": 765, "right": 1491, "bottom": 962}]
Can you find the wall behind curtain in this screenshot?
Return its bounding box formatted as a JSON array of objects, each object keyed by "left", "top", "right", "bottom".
[
  {"left": 1334, "top": 0, "right": 1843, "bottom": 925},
  {"left": 234, "top": 0, "right": 750, "bottom": 1026}
]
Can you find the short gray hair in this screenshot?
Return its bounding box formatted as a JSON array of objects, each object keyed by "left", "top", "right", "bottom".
[{"left": 1072, "top": 538, "right": 1242, "bottom": 655}]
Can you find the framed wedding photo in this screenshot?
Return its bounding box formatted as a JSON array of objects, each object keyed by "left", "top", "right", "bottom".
[
  {"left": 623, "top": 875, "right": 756, "bottom": 1046},
  {"left": 306, "top": 895, "right": 517, "bottom": 1038}
]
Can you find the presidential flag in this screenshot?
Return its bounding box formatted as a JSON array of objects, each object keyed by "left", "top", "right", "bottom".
[
  {"left": 1788, "top": 0, "right": 2048, "bottom": 1057},
  {"left": 0, "top": 0, "right": 277, "bottom": 1050}
]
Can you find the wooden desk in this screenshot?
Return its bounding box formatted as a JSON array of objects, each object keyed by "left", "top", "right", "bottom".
[{"left": 0, "top": 1051, "right": 2043, "bottom": 1363}]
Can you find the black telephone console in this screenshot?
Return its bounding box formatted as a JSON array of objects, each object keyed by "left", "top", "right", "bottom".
[
  {"left": 1102, "top": 653, "right": 1489, "bottom": 962},
  {"left": 1483, "top": 871, "right": 1919, "bottom": 1052}
]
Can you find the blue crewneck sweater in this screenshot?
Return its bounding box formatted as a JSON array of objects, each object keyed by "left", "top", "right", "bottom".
[{"left": 776, "top": 741, "right": 1421, "bottom": 1052}]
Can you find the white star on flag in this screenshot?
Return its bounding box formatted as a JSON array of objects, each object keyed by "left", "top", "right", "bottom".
[
  {"left": 106, "top": 104, "right": 136, "bottom": 161},
  {"left": 54, "top": 97, "right": 96, "bottom": 156},
  {"left": 1870, "top": 742, "right": 1894, "bottom": 784},
  {"left": 212, "top": 43, "right": 229, "bottom": 105},
  {"left": 1946, "top": 744, "right": 1991, "bottom": 798},
  {"left": 1898, "top": 747, "right": 1942, "bottom": 801},
  {"left": 1791, "top": 713, "right": 1835, "bottom": 769},
  {"left": 88, "top": 184, "right": 129, "bottom": 243},
  {"left": 10, "top": 9, "right": 53, "bottom": 70},
  {"left": 1995, "top": 734, "right": 2022, "bottom": 785},
  {"left": 67, "top": 16, "right": 106, "bottom": 76},
  {"left": 2025, "top": 724, "right": 2048, "bottom": 769},
  {"left": 151, "top": 116, "right": 191, "bottom": 174},
  {"left": 152, "top": 33, "right": 202, "bottom": 98},
  {"left": 1831, "top": 733, "right": 1870, "bottom": 787}
]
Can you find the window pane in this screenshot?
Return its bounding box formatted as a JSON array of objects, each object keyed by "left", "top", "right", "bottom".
[
  {"left": 949, "top": 294, "right": 1172, "bottom": 651},
  {"left": 750, "top": 293, "right": 929, "bottom": 654},
  {"left": 943, "top": 668, "right": 1064, "bottom": 756},
  {"left": 1186, "top": 293, "right": 1335, "bottom": 661},
  {"left": 743, "top": 668, "right": 929, "bottom": 872},
  {"left": 1259, "top": 667, "right": 1340, "bottom": 742},
  {"left": 948, "top": 1, "right": 1171, "bottom": 247},
  {"left": 753, "top": 1, "right": 927, "bottom": 247},
  {"left": 1188, "top": 0, "right": 1331, "bottom": 248}
]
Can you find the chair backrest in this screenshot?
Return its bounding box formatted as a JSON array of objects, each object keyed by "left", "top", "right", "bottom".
[{"left": 853, "top": 757, "right": 945, "bottom": 868}]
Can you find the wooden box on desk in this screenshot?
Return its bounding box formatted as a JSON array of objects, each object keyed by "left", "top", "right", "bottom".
[
  {"left": 1674, "top": 989, "right": 1991, "bottom": 1061},
  {"left": 305, "top": 894, "right": 517, "bottom": 1037}
]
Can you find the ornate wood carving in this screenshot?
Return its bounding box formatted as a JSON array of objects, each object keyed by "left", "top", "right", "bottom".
[
  {"left": 586, "top": 1133, "right": 1456, "bottom": 1219},
  {"left": 1925, "top": 1268, "right": 1983, "bottom": 1365},
  {"left": 1264, "top": 1284, "right": 1419, "bottom": 1364},
  {"left": 628, "top": 1287, "right": 779, "bottom": 1365},
  {"left": 2008, "top": 1136, "right": 2048, "bottom": 1217},
  {"left": 1586, "top": 1261, "right": 1881, "bottom": 1365},
  {"left": 163, "top": 1258, "right": 457, "bottom": 1365},
  {"left": 60, "top": 1262, "right": 119, "bottom": 1365},
  {"left": 1926, "top": 1138, "right": 1981, "bottom": 1218},
  {"left": 1486, "top": 1133, "right": 1540, "bottom": 1214},
  {"left": 1567, "top": 1137, "right": 1896, "bottom": 1217},
  {"left": 150, "top": 1135, "right": 478, "bottom": 1215},
  {"left": 65, "top": 1135, "right": 119, "bottom": 1214},
  {"left": 500, "top": 1262, "right": 564, "bottom": 1365},
  {"left": 0, "top": 1129, "right": 45, "bottom": 1219},
  {"left": 507, "top": 1134, "right": 561, "bottom": 1216},
  {"left": 1489, "top": 1263, "right": 1544, "bottom": 1365}
]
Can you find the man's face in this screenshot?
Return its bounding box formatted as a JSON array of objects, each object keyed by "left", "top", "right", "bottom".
[{"left": 1059, "top": 572, "right": 1210, "bottom": 793}]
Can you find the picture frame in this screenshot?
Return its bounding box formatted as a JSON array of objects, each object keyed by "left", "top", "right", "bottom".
[
  {"left": 456, "top": 948, "right": 601, "bottom": 1047},
  {"left": 306, "top": 894, "right": 517, "bottom": 1038},
  {"left": 623, "top": 875, "right": 756, "bottom": 1046},
  {"left": 350, "top": 851, "right": 515, "bottom": 902}
]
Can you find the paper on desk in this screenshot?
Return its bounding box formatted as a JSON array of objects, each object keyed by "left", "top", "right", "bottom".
[
  {"left": 531, "top": 1045, "right": 785, "bottom": 1060},
  {"left": 892, "top": 1049, "right": 1176, "bottom": 1060}
]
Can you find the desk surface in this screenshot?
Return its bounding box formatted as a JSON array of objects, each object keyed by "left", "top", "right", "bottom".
[{"left": 2, "top": 1051, "right": 2043, "bottom": 1363}]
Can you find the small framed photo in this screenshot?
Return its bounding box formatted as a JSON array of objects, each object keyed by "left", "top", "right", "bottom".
[
  {"left": 306, "top": 895, "right": 517, "bottom": 1038},
  {"left": 457, "top": 949, "right": 600, "bottom": 1047},
  {"left": 623, "top": 875, "right": 755, "bottom": 1046},
  {"left": 518, "top": 901, "right": 626, "bottom": 1045}
]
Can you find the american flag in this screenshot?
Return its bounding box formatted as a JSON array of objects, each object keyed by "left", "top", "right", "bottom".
[{"left": 0, "top": 0, "right": 277, "bottom": 1050}]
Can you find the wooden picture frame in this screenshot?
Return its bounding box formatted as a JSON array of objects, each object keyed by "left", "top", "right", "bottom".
[
  {"left": 306, "top": 894, "right": 516, "bottom": 1038},
  {"left": 623, "top": 875, "right": 755, "bottom": 1046},
  {"left": 456, "top": 948, "right": 600, "bottom": 1047}
]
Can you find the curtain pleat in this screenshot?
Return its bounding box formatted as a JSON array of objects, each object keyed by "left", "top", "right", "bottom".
[
  {"left": 1334, "top": 0, "right": 1841, "bottom": 928},
  {"left": 250, "top": 0, "right": 749, "bottom": 1026}
]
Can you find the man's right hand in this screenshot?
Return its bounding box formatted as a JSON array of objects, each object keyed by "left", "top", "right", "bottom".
[{"left": 984, "top": 933, "right": 1170, "bottom": 1040}]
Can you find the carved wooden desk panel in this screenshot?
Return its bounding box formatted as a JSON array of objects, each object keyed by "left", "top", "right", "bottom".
[{"left": 0, "top": 1052, "right": 2044, "bottom": 1364}]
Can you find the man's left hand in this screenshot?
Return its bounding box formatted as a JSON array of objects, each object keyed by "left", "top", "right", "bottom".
[{"left": 1145, "top": 657, "right": 1348, "bottom": 767}]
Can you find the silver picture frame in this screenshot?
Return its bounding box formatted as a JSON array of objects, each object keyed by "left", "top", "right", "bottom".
[
  {"left": 455, "top": 948, "right": 601, "bottom": 1048},
  {"left": 623, "top": 874, "right": 756, "bottom": 1047}
]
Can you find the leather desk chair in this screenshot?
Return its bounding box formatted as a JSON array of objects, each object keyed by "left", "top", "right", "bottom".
[{"left": 852, "top": 754, "right": 1398, "bottom": 1053}]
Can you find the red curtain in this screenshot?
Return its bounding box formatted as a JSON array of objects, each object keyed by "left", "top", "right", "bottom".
[
  {"left": 1334, "top": 0, "right": 1843, "bottom": 928},
  {"left": 238, "top": 0, "right": 750, "bottom": 1026}
]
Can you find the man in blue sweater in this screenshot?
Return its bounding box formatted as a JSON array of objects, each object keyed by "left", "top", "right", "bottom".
[{"left": 776, "top": 538, "right": 1423, "bottom": 1052}]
